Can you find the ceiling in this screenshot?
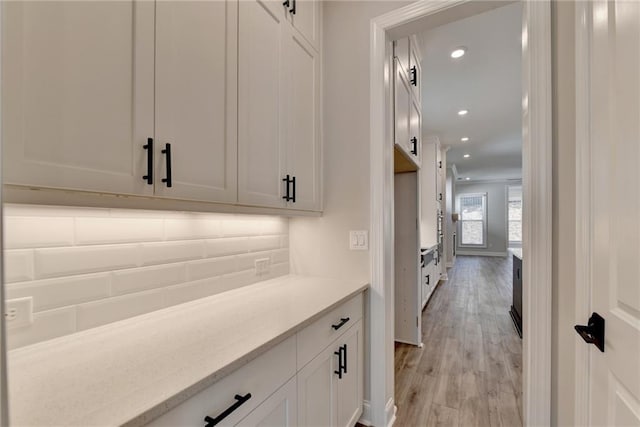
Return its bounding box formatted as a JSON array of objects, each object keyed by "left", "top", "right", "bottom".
[{"left": 419, "top": 2, "right": 522, "bottom": 182}]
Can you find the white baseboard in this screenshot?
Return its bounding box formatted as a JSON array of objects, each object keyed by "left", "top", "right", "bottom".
[
  {"left": 359, "top": 401, "right": 372, "bottom": 426},
  {"left": 386, "top": 398, "right": 396, "bottom": 427},
  {"left": 358, "top": 399, "right": 396, "bottom": 427},
  {"left": 456, "top": 250, "right": 508, "bottom": 257}
]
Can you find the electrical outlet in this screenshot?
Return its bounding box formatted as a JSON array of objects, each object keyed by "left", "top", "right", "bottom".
[
  {"left": 255, "top": 258, "right": 270, "bottom": 276},
  {"left": 5, "top": 297, "right": 33, "bottom": 330}
]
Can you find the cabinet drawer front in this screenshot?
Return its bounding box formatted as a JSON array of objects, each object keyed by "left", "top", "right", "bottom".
[
  {"left": 296, "top": 293, "right": 363, "bottom": 369},
  {"left": 147, "top": 335, "right": 296, "bottom": 426}
]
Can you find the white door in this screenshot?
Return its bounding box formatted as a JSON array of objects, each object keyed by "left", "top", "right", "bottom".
[
  {"left": 297, "top": 340, "right": 338, "bottom": 426},
  {"left": 581, "top": 1, "right": 640, "bottom": 425},
  {"left": 285, "top": 28, "right": 321, "bottom": 211},
  {"left": 238, "top": 0, "right": 287, "bottom": 208},
  {"left": 154, "top": 0, "right": 237, "bottom": 203},
  {"left": 336, "top": 321, "right": 363, "bottom": 427},
  {"left": 2, "top": 1, "right": 154, "bottom": 195},
  {"left": 237, "top": 377, "right": 297, "bottom": 427}
]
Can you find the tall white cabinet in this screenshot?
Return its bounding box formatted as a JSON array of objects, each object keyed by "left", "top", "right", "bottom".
[
  {"left": 2, "top": 0, "right": 321, "bottom": 213},
  {"left": 238, "top": 0, "right": 321, "bottom": 211}
]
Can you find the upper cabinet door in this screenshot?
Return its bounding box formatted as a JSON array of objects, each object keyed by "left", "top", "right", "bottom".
[
  {"left": 285, "top": 29, "right": 321, "bottom": 211},
  {"left": 394, "top": 38, "right": 410, "bottom": 77},
  {"left": 288, "top": 0, "right": 320, "bottom": 51},
  {"left": 238, "top": 0, "right": 288, "bottom": 208},
  {"left": 154, "top": 0, "right": 238, "bottom": 203},
  {"left": 394, "top": 59, "right": 411, "bottom": 155},
  {"left": 409, "top": 97, "right": 421, "bottom": 164},
  {"left": 409, "top": 41, "right": 421, "bottom": 103},
  {"left": 2, "top": 1, "right": 154, "bottom": 195}
]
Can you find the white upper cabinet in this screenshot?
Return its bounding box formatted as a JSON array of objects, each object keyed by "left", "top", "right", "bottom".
[
  {"left": 409, "top": 36, "right": 421, "bottom": 102},
  {"left": 285, "top": 30, "right": 321, "bottom": 211},
  {"left": 238, "top": 0, "right": 288, "bottom": 209},
  {"left": 3, "top": 0, "right": 321, "bottom": 213},
  {"left": 409, "top": 97, "right": 421, "bottom": 165},
  {"left": 239, "top": 0, "right": 321, "bottom": 211},
  {"left": 394, "top": 59, "right": 412, "bottom": 156},
  {"left": 154, "top": 0, "right": 237, "bottom": 203},
  {"left": 286, "top": 0, "right": 320, "bottom": 51},
  {"left": 2, "top": 1, "right": 155, "bottom": 196}
]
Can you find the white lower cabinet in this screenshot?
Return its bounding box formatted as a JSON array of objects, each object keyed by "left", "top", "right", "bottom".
[
  {"left": 237, "top": 377, "right": 297, "bottom": 427},
  {"left": 145, "top": 294, "right": 364, "bottom": 427},
  {"left": 297, "top": 320, "right": 363, "bottom": 427}
]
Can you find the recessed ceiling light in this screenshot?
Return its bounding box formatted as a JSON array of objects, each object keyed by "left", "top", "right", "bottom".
[
  {"left": 458, "top": 109, "right": 468, "bottom": 116},
  {"left": 461, "top": 137, "right": 469, "bottom": 142},
  {"left": 451, "top": 47, "right": 466, "bottom": 59},
  {"left": 465, "top": 177, "right": 471, "bottom": 180},
  {"left": 463, "top": 154, "right": 470, "bottom": 158}
]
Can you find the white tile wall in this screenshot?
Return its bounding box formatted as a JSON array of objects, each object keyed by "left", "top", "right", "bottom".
[{"left": 3, "top": 204, "right": 290, "bottom": 349}]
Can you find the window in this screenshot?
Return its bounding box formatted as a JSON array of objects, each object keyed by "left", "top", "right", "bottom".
[
  {"left": 457, "top": 193, "right": 487, "bottom": 247},
  {"left": 508, "top": 186, "right": 523, "bottom": 246}
]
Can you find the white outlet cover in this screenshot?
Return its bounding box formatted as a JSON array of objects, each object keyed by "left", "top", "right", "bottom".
[
  {"left": 254, "top": 258, "right": 270, "bottom": 276},
  {"left": 5, "top": 297, "right": 33, "bottom": 330}
]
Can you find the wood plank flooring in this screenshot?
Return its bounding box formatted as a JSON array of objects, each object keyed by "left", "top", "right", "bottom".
[{"left": 394, "top": 255, "right": 522, "bottom": 427}]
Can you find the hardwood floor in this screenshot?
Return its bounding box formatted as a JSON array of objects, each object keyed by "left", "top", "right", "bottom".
[{"left": 394, "top": 255, "right": 522, "bottom": 427}]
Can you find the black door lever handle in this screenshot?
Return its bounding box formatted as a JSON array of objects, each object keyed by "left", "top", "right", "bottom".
[{"left": 574, "top": 312, "right": 605, "bottom": 352}]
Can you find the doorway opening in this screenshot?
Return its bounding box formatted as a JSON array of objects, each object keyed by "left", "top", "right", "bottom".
[
  {"left": 368, "top": 1, "right": 551, "bottom": 426},
  {"left": 392, "top": 3, "right": 524, "bottom": 424}
]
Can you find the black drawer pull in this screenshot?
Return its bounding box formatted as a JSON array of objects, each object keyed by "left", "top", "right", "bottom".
[
  {"left": 143, "top": 138, "right": 153, "bottom": 185},
  {"left": 161, "top": 143, "right": 172, "bottom": 188},
  {"left": 331, "top": 317, "right": 350, "bottom": 331},
  {"left": 204, "top": 393, "right": 252, "bottom": 427}
]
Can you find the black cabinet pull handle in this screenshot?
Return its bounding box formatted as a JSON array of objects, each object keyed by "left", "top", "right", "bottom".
[
  {"left": 426, "top": 274, "right": 430, "bottom": 285},
  {"left": 204, "top": 393, "right": 252, "bottom": 427},
  {"left": 291, "top": 176, "right": 296, "bottom": 203},
  {"left": 410, "top": 137, "right": 417, "bottom": 155},
  {"left": 342, "top": 344, "right": 348, "bottom": 374},
  {"left": 143, "top": 138, "right": 153, "bottom": 185},
  {"left": 282, "top": 0, "right": 290, "bottom": 7},
  {"left": 517, "top": 268, "right": 520, "bottom": 280},
  {"left": 334, "top": 348, "right": 343, "bottom": 379},
  {"left": 282, "top": 175, "right": 291, "bottom": 201},
  {"left": 291, "top": 0, "right": 296, "bottom": 14},
  {"left": 575, "top": 312, "right": 605, "bottom": 352},
  {"left": 161, "top": 143, "right": 172, "bottom": 188},
  {"left": 332, "top": 317, "right": 350, "bottom": 330},
  {"left": 410, "top": 66, "right": 417, "bottom": 86}
]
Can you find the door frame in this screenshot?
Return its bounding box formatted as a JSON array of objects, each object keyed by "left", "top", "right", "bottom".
[{"left": 368, "top": 1, "right": 552, "bottom": 426}]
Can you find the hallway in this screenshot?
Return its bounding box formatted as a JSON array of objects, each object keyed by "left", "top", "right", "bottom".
[{"left": 394, "top": 256, "right": 522, "bottom": 426}]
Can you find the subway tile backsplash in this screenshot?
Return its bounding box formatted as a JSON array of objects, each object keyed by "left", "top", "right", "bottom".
[{"left": 3, "top": 204, "right": 290, "bottom": 349}]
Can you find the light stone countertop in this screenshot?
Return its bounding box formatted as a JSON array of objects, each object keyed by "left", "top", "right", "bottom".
[{"left": 8, "top": 275, "right": 368, "bottom": 427}]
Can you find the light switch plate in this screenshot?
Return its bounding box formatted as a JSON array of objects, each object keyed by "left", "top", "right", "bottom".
[{"left": 349, "top": 231, "right": 369, "bottom": 250}]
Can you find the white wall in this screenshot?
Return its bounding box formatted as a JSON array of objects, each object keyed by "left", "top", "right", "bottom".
[
  {"left": 3, "top": 204, "right": 289, "bottom": 349},
  {"left": 289, "top": 0, "right": 411, "bottom": 421},
  {"left": 454, "top": 180, "right": 520, "bottom": 255}
]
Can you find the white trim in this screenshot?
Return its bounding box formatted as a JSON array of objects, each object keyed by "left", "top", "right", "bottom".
[
  {"left": 456, "top": 251, "right": 508, "bottom": 257},
  {"left": 521, "top": 1, "right": 552, "bottom": 424},
  {"left": 370, "top": 1, "right": 552, "bottom": 426},
  {"left": 385, "top": 398, "right": 396, "bottom": 427},
  {"left": 359, "top": 400, "right": 372, "bottom": 426},
  {"left": 574, "top": 1, "right": 591, "bottom": 425}
]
